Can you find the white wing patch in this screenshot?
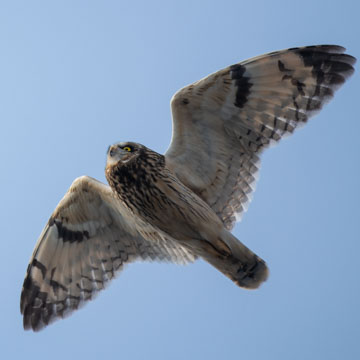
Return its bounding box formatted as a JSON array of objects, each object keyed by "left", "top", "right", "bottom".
[{"left": 166, "top": 45, "right": 355, "bottom": 229}]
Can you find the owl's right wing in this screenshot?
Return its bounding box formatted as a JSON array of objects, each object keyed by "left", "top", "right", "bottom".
[
  {"left": 20, "top": 176, "right": 196, "bottom": 331},
  {"left": 166, "top": 45, "right": 355, "bottom": 230}
]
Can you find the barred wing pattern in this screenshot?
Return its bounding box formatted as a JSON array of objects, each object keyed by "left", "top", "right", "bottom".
[
  {"left": 20, "top": 176, "right": 196, "bottom": 331},
  {"left": 167, "top": 45, "right": 355, "bottom": 230}
]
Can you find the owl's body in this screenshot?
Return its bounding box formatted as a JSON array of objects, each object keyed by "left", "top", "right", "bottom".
[
  {"left": 105, "top": 146, "right": 216, "bottom": 240},
  {"left": 20, "top": 45, "right": 355, "bottom": 331},
  {"left": 105, "top": 143, "right": 268, "bottom": 288}
]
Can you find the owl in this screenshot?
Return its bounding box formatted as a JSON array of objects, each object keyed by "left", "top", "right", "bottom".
[{"left": 21, "top": 45, "right": 355, "bottom": 331}]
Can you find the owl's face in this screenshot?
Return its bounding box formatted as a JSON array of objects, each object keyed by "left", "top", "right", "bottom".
[{"left": 106, "top": 142, "right": 141, "bottom": 166}]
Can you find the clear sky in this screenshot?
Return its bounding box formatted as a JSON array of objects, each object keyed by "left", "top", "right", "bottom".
[{"left": 1, "top": 0, "right": 359, "bottom": 359}]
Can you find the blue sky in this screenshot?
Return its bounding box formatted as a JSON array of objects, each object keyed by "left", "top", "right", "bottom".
[{"left": 1, "top": 0, "right": 359, "bottom": 359}]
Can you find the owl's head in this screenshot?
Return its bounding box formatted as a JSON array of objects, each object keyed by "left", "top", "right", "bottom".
[{"left": 106, "top": 141, "right": 143, "bottom": 167}]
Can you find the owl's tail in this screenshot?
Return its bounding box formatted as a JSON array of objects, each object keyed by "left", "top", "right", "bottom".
[{"left": 200, "top": 229, "right": 269, "bottom": 289}]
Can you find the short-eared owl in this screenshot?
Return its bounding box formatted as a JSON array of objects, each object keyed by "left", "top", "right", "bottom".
[{"left": 21, "top": 45, "right": 355, "bottom": 331}]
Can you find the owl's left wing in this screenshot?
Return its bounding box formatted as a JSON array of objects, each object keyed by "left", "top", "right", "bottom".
[
  {"left": 166, "top": 45, "right": 355, "bottom": 230},
  {"left": 21, "top": 176, "right": 195, "bottom": 331}
]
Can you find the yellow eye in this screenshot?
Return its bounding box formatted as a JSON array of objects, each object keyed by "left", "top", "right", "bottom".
[{"left": 123, "top": 146, "right": 132, "bottom": 152}]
